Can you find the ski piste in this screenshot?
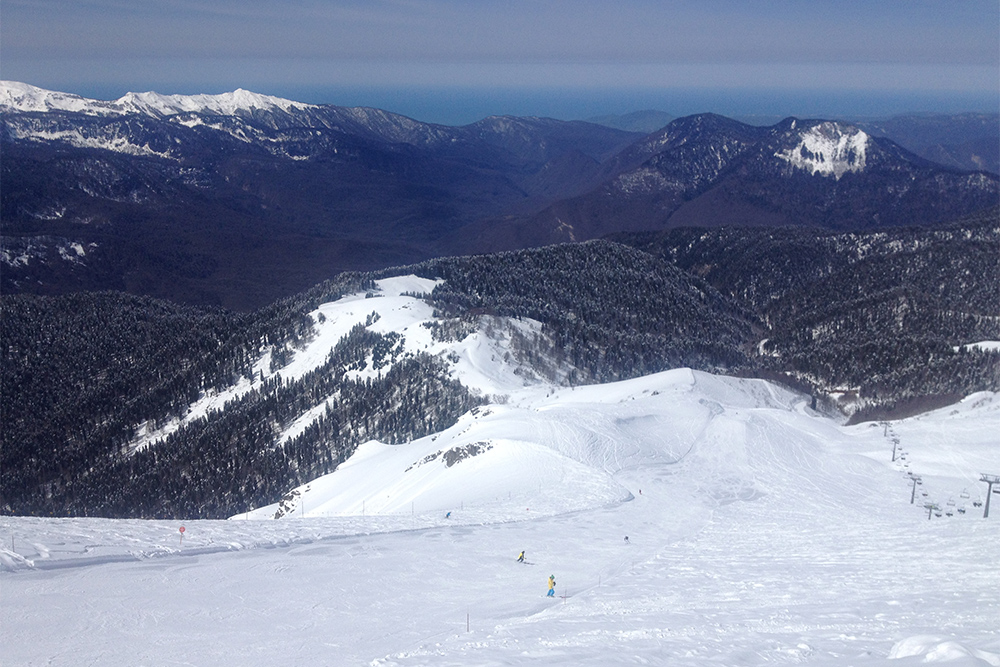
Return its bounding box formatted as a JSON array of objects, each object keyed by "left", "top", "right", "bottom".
[{"left": 3, "top": 359, "right": 998, "bottom": 665}]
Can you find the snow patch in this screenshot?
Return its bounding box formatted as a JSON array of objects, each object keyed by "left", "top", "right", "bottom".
[
  {"left": 6, "top": 125, "right": 174, "bottom": 158},
  {"left": 614, "top": 167, "right": 674, "bottom": 195},
  {"left": 776, "top": 122, "right": 869, "bottom": 179},
  {"left": 954, "top": 340, "right": 1000, "bottom": 353},
  {"left": 1, "top": 238, "right": 96, "bottom": 268}
]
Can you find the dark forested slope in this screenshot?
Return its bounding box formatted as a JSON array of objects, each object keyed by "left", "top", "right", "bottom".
[
  {"left": 614, "top": 207, "right": 1000, "bottom": 416},
  {"left": 3, "top": 213, "right": 997, "bottom": 518},
  {"left": 411, "top": 240, "right": 754, "bottom": 383}
]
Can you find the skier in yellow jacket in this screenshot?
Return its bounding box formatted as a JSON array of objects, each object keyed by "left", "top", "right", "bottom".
[{"left": 547, "top": 574, "right": 556, "bottom": 597}]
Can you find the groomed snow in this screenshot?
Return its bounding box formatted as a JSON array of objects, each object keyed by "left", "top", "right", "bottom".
[{"left": 3, "top": 365, "right": 998, "bottom": 666}]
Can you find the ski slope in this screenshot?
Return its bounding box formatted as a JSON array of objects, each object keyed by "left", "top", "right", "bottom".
[{"left": 3, "top": 367, "right": 999, "bottom": 666}]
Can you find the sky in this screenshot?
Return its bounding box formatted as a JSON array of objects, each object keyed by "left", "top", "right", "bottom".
[{"left": 3, "top": 0, "right": 999, "bottom": 124}]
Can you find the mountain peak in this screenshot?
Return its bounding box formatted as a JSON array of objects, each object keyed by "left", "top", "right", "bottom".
[{"left": 114, "top": 88, "right": 315, "bottom": 117}]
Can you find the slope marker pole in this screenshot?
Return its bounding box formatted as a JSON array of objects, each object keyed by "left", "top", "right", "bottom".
[{"left": 980, "top": 474, "right": 1000, "bottom": 518}]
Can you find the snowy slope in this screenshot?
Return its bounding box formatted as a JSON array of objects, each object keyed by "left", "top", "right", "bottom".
[
  {"left": 250, "top": 368, "right": 812, "bottom": 522},
  {"left": 2, "top": 362, "right": 998, "bottom": 665},
  {"left": 128, "top": 275, "right": 542, "bottom": 453},
  {"left": 0, "top": 80, "right": 119, "bottom": 114}
]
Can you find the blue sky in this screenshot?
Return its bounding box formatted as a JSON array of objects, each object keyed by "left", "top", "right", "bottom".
[{"left": 3, "top": 0, "right": 998, "bottom": 124}]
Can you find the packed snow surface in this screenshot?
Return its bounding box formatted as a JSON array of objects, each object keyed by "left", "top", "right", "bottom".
[
  {"left": 4, "top": 365, "right": 999, "bottom": 665},
  {"left": 4, "top": 279, "right": 999, "bottom": 665}
]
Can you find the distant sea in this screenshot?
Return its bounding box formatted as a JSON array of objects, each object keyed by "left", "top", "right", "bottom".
[
  {"left": 277, "top": 86, "right": 999, "bottom": 126},
  {"left": 69, "top": 82, "right": 998, "bottom": 127}
]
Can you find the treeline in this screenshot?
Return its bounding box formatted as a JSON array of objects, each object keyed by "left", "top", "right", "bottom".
[{"left": 401, "top": 240, "right": 755, "bottom": 384}]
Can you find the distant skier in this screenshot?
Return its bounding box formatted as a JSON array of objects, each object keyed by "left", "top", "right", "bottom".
[
  {"left": 547, "top": 574, "right": 556, "bottom": 597},
  {"left": 517, "top": 550, "right": 525, "bottom": 563},
  {"left": 624, "top": 536, "right": 629, "bottom": 544},
  {"left": 446, "top": 511, "right": 452, "bottom": 519}
]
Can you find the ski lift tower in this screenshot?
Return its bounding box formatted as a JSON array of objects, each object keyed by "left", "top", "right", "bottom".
[
  {"left": 909, "top": 475, "right": 922, "bottom": 504},
  {"left": 980, "top": 473, "right": 1000, "bottom": 519}
]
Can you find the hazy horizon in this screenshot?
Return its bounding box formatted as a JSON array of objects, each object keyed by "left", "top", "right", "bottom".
[
  {"left": 4, "top": 1, "right": 997, "bottom": 126},
  {"left": 8, "top": 79, "right": 999, "bottom": 127}
]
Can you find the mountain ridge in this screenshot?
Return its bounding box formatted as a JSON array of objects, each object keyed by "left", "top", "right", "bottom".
[
  {"left": 509, "top": 115, "right": 998, "bottom": 250},
  {"left": 2, "top": 81, "right": 997, "bottom": 311}
]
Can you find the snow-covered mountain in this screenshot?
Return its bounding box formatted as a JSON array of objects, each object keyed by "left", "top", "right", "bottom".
[
  {"left": 127, "top": 271, "right": 991, "bottom": 526},
  {"left": 3, "top": 349, "right": 998, "bottom": 665},
  {"left": 0, "top": 80, "right": 632, "bottom": 155},
  {"left": 0, "top": 80, "right": 315, "bottom": 117},
  {"left": 0, "top": 80, "right": 458, "bottom": 155},
  {"left": 1, "top": 81, "right": 647, "bottom": 308},
  {"left": 3, "top": 81, "right": 997, "bottom": 309}
]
